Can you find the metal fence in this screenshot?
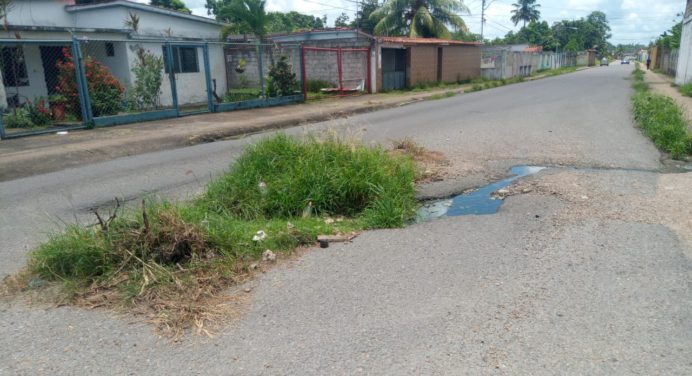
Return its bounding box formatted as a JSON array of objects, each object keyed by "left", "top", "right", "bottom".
[
  {"left": 0, "top": 38, "right": 305, "bottom": 139},
  {"left": 301, "top": 46, "right": 371, "bottom": 100}
]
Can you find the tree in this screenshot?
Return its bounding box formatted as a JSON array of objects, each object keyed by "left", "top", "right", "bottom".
[
  {"left": 215, "top": 0, "right": 268, "bottom": 39},
  {"left": 150, "top": 0, "right": 191, "bottom": 14},
  {"left": 265, "top": 11, "right": 326, "bottom": 33},
  {"left": 513, "top": 21, "right": 557, "bottom": 50},
  {"left": 510, "top": 0, "right": 540, "bottom": 28},
  {"left": 552, "top": 12, "right": 610, "bottom": 54},
  {"left": 335, "top": 12, "right": 350, "bottom": 27},
  {"left": 371, "top": 0, "right": 469, "bottom": 39},
  {"left": 350, "top": 0, "right": 380, "bottom": 34},
  {"left": 656, "top": 21, "right": 682, "bottom": 49}
]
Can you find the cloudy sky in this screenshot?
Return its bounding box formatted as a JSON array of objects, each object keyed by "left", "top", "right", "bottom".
[{"left": 147, "top": 0, "right": 686, "bottom": 45}]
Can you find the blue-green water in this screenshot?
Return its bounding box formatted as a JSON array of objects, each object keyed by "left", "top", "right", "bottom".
[{"left": 416, "top": 166, "right": 545, "bottom": 222}]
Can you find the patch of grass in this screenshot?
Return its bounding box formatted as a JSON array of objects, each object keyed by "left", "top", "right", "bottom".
[
  {"left": 8, "top": 134, "right": 420, "bottom": 337},
  {"left": 427, "top": 91, "right": 456, "bottom": 100},
  {"left": 222, "top": 88, "right": 262, "bottom": 102},
  {"left": 464, "top": 76, "right": 525, "bottom": 93},
  {"left": 631, "top": 66, "right": 692, "bottom": 159},
  {"left": 678, "top": 83, "right": 692, "bottom": 97},
  {"left": 306, "top": 79, "right": 334, "bottom": 93}
]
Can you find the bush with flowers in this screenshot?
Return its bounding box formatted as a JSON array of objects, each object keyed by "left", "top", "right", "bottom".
[
  {"left": 4, "top": 97, "right": 52, "bottom": 129},
  {"left": 55, "top": 47, "right": 124, "bottom": 118}
]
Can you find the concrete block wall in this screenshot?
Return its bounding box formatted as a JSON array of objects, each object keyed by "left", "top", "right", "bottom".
[
  {"left": 441, "top": 45, "right": 481, "bottom": 82},
  {"left": 224, "top": 38, "right": 370, "bottom": 91},
  {"left": 408, "top": 45, "right": 437, "bottom": 86}
]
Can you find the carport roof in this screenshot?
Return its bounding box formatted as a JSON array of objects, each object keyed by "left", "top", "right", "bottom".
[{"left": 377, "top": 37, "right": 480, "bottom": 46}]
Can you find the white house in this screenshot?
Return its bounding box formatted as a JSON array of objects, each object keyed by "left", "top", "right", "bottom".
[
  {"left": 676, "top": 0, "right": 692, "bottom": 85},
  {"left": 1, "top": 0, "right": 227, "bottom": 109}
]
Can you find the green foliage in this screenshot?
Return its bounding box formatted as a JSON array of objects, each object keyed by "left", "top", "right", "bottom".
[
  {"left": 372, "top": 0, "right": 469, "bottom": 38},
  {"left": 201, "top": 134, "right": 416, "bottom": 225},
  {"left": 335, "top": 12, "right": 350, "bottom": 27},
  {"left": 510, "top": 0, "right": 541, "bottom": 28},
  {"left": 128, "top": 48, "right": 164, "bottom": 111},
  {"left": 4, "top": 98, "right": 52, "bottom": 129},
  {"left": 631, "top": 67, "right": 692, "bottom": 159},
  {"left": 350, "top": 0, "right": 379, "bottom": 34},
  {"left": 678, "top": 83, "right": 692, "bottom": 97},
  {"left": 307, "top": 79, "right": 334, "bottom": 93},
  {"left": 266, "top": 11, "right": 325, "bottom": 33},
  {"left": 266, "top": 56, "right": 298, "bottom": 97},
  {"left": 24, "top": 134, "right": 417, "bottom": 319},
  {"left": 214, "top": 0, "right": 268, "bottom": 39},
  {"left": 150, "top": 0, "right": 191, "bottom": 14},
  {"left": 656, "top": 21, "right": 682, "bottom": 50},
  {"left": 223, "top": 88, "right": 262, "bottom": 102}
]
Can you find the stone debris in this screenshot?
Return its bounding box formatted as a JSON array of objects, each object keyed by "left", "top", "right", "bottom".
[
  {"left": 324, "top": 218, "right": 335, "bottom": 224},
  {"left": 262, "top": 249, "right": 276, "bottom": 262}
]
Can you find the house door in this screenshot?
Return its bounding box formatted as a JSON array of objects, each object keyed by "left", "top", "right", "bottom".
[
  {"left": 40, "top": 46, "right": 67, "bottom": 95},
  {"left": 381, "top": 48, "right": 406, "bottom": 90},
  {"left": 437, "top": 47, "right": 443, "bottom": 82}
]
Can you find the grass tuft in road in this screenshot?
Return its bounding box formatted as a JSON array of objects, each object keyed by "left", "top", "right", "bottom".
[
  {"left": 5, "top": 134, "right": 419, "bottom": 337},
  {"left": 631, "top": 64, "right": 692, "bottom": 159},
  {"left": 678, "top": 82, "right": 692, "bottom": 97},
  {"left": 465, "top": 76, "right": 525, "bottom": 93}
]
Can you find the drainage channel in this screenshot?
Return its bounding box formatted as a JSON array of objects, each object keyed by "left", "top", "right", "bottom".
[{"left": 415, "top": 165, "right": 546, "bottom": 222}]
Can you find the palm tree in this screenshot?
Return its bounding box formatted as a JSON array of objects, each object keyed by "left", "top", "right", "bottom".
[
  {"left": 371, "top": 0, "right": 469, "bottom": 39},
  {"left": 510, "top": 0, "right": 540, "bottom": 28},
  {"left": 218, "top": 0, "right": 268, "bottom": 40}
]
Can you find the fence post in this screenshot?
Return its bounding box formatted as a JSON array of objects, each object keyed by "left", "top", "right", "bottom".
[
  {"left": 0, "top": 113, "right": 5, "bottom": 139},
  {"left": 300, "top": 44, "right": 307, "bottom": 100},
  {"left": 337, "top": 47, "right": 343, "bottom": 96},
  {"left": 203, "top": 43, "right": 214, "bottom": 112},
  {"left": 366, "top": 47, "right": 372, "bottom": 94},
  {"left": 165, "top": 41, "right": 180, "bottom": 116},
  {"left": 257, "top": 42, "right": 265, "bottom": 99},
  {"left": 72, "top": 37, "right": 93, "bottom": 126}
]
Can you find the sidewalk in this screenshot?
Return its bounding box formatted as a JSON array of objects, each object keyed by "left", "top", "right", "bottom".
[
  {"left": 643, "top": 69, "right": 692, "bottom": 132},
  {"left": 0, "top": 68, "right": 586, "bottom": 182}
]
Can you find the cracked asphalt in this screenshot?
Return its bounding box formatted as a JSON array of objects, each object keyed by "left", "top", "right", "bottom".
[{"left": 1, "top": 64, "right": 690, "bottom": 375}]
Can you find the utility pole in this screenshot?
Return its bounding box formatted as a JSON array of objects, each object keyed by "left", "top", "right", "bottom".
[{"left": 481, "top": 0, "right": 486, "bottom": 43}]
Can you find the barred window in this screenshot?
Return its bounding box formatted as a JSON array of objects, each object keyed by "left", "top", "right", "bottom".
[
  {"left": 1, "top": 47, "right": 29, "bottom": 87},
  {"left": 162, "top": 46, "right": 199, "bottom": 73}
]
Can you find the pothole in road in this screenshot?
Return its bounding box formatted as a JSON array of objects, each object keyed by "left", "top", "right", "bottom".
[{"left": 416, "top": 165, "right": 546, "bottom": 222}]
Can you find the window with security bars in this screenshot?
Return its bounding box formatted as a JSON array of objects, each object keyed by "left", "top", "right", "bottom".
[
  {"left": 162, "top": 46, "right": 199, "bottom": 73},
  {"left": 1, "top": 46, "right": 29, "bottom": 86}
]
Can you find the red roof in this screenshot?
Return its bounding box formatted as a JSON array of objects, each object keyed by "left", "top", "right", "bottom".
[{"left": 377, "top": 36, "right": 480, "bottom": 46}]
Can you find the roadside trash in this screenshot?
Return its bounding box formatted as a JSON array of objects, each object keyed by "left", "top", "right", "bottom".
[
  {"left": 258, "top": 181, "right": 267, "bottom": 195},
  {"left": 56, "top": 131, "right": 68, "bottom": 135},
  {"left": 302, "top": 201, "right": 313, "bottom": 218},
  {"left": 262, "top": 249, "right": 276, "bottom": 262},
  {"left": 252, "top": 230, "right": 267, "bottom": 242},
  {"left": 324, "top": 218, "right": 335, "bottom": 224},
  {"left": 286, "top": 221, "right": 295, "bottom": 229},
  {"left": 319, "top": 239, "right": 329, "bottom": 248}
]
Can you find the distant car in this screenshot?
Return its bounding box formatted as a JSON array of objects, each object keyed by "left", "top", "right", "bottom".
[
  {"left": 621, "top": 60, "right": 630, "bottom": 64},
  {"left": 600, "top": 58, "right": 609, "bottom": 66}
]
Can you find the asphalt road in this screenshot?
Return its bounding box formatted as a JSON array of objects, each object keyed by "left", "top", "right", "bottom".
[{"left": 2, "top": 65, "right": 690, "bottom": 375}]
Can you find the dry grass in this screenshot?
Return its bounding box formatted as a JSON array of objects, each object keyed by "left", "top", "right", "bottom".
[{"left": 391, "top": 137, "right": 449, "bottom": 183}]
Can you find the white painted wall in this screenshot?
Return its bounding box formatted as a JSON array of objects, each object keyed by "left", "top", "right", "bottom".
[
  {"left": 6, "top": 0, "right": 223, "bottom": 40},
  {"left": 4, "top": 45, "right": 50, "bottom": 106},
  {"left": 676, "top": 17, "right": 692, "bottom": 85}
]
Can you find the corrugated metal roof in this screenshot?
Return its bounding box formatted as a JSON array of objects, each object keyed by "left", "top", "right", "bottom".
[{"left": 377, "top": 37, "right": 480, "bottom": 46}]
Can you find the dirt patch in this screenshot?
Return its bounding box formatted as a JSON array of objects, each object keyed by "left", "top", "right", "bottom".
[
  {"left": 390, "top": 137, "right": 451, "bottom": 183},
  {"left": 502, "top": 169, "right": 692, "bottom": 250}
]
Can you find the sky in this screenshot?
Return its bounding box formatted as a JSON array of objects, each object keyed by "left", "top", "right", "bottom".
[{"left": 139, "top": 0, "right": 686, "bottom": 45}]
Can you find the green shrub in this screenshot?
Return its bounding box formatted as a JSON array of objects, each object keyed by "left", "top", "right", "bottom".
[
  {"left": 267, "top": 56, "right": 298, "bottom": 97},
  {"left": 128, "top": 47, "right": 164, "bottom": 111},
  {"left": 3, "top": 107, "right": 33, "bottom": 128}
]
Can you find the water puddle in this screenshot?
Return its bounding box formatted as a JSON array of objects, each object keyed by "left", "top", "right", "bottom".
[{"left": 416, "top": 166, "right": 546, "bottom": 222}]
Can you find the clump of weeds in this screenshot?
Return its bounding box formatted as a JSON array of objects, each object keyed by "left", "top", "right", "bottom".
[{"left": 3, "top": 133, "right": 419, "bottom": 338}]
